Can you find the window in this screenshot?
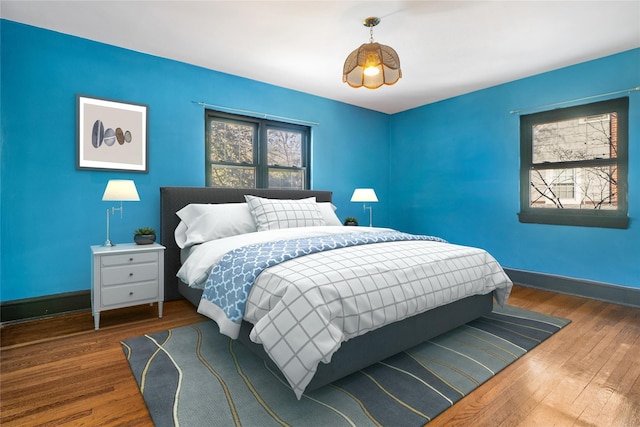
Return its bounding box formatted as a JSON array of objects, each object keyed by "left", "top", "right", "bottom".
[
  {"left": 519, "top": 97, "right": 629, "bottom": 228},
  {"left": 205, "top": 110, "right": 310, "bottom": 189}
]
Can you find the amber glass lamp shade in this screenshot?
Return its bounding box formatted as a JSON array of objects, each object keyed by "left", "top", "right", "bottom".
[{"left": 343, "top": 42, "right": 402, "bottom": 89}]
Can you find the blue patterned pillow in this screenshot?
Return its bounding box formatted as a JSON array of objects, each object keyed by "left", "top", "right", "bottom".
[{"left": 245, "top": 195, "right": 326, "bottom": 231}]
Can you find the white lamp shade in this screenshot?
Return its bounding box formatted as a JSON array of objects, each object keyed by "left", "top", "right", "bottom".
[
  {"left": 350, "top": 188, "right": 378, "bottom": 203},
  {"left": 102, "top": 180, "right": 140, "bottom": 201}
]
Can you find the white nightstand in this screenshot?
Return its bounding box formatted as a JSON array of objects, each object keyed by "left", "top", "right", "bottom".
[{"left": 90, "top": 243, "right": 165, "bottom": 330}]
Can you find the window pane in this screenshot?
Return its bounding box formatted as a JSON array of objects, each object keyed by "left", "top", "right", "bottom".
[
  {"left": 529, "top": 166, "right": 618, "bottom": 210},
  {"left": 268, "top": 168, "right": 305, "bottom": 189},
  {"left": 209, "top": 165, "right": 255, "bottom": 188},
  {"left": 267, "top": 129, "right": 302, "bottom": 167},
  {"left": 532, "top": 113, "right": 617, "bottom": 163},
  {"left": 208, "top": 120, "right": 254, "bottom": 163}
]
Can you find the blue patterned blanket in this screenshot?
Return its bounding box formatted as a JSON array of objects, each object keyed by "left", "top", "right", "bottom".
[{"left": 199, "top": 231, "right": 447, "bottom": 336}]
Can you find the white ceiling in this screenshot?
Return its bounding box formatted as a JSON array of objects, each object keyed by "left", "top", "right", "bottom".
[{"left": 2, "top": 1, "right": 639, "bottom": 114}]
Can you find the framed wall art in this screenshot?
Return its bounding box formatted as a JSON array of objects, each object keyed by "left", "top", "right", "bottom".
[{"left": 77, "top": 95, "right": 149, "bottom": 172}]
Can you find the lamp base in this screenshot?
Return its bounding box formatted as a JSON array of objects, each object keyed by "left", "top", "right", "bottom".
[
  {"left": 364, "top": 204, "right": 373, "bottom": 227},
  {"left": 104, "top": 208, "right": 116, "bottom": 247}
]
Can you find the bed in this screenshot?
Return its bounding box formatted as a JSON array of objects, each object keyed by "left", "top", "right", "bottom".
[{"left": 160, "top": 186, "right": 513, "bottom": 398}]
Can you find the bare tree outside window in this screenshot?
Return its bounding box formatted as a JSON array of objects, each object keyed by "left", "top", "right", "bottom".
[
  {"left": 267, "top": 129, "right": 306, "bottom": 189},
  {"left": 530, "top": 113, "right": 618, "bottom": 210},
  {"left": 519, "top": 97, "right": 628, "bottom": 229},
  {"left": 207, "top": 119, "right": 256, "bottom": 188}
]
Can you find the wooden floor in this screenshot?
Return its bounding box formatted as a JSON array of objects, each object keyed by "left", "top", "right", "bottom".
[{"left": 1, "top": 285, "right": 639, "bottom": 426}]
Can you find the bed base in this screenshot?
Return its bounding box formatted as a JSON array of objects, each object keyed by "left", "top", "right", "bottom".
[
  {"left": 178, "top": 281, "right": 493, "bottom": 391},
  {"left": 161, "top": 186, "right": 494, "bottom": 392}
]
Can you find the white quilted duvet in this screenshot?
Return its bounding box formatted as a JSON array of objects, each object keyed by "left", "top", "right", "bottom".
[{"left": 187, "top": 227, "right": 513, "bottom": 398}]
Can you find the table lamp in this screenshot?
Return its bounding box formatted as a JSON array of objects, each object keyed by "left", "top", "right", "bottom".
[
  {"left": 350, "top": 188, "right": 378, "bottom": 227},
  {"left": 102, "top": 180, "right": 140, "bottom": 246}
]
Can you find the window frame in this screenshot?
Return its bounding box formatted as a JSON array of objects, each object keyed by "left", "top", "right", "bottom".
[
  {"left": 205, "top": 110, "right": 311, "bottom": 189},
  {"left": 518, "top": 97, "right": 629, "bottom": 229}
]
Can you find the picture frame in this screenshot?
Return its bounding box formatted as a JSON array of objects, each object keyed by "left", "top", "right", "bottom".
[{"left": 77, "top": 95, "right": 148, "bottom": 172}]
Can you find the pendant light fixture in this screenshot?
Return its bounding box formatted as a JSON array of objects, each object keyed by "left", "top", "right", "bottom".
[{"left": 343, "top": 17, "right": 402, "bottom": 89}]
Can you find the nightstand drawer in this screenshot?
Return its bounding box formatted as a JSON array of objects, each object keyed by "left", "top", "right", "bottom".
[
  {"left": 101, "top": 251, "right": 158, "bottom": 267},
  {"left": 101, "top": 282, "right": 159, "bottom": 306},
  {"left": 102, "top": 263, "right": 158, "bottom": 286}
]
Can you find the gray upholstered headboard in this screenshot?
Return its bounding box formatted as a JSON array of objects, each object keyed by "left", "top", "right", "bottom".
[{"left": 159, "top": 187, "right": 333, "bottom": 301}]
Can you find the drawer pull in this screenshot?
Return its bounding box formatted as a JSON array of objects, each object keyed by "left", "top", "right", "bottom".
[
  {"left": 129, "top": 257, "right": 134, "bottom": 262},
  {"left": 129, "top": 292, "right": 134, "bottom": 296},
  {"left": 129, "top": 273, "right": 134, "bottom": 277}
]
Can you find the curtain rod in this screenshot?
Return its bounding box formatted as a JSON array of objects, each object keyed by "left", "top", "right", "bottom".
[
  {"left": 192, "top": 101, "right": 320, "bottom": 126},
  {"left": 509, "top": 86, "right": 640, "bottom": 115}
]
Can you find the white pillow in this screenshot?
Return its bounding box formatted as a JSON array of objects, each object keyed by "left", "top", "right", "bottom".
[
  {"left": 174, "top": 221, "right": 189, "bottom": 248},
  {"left": 317, "top": 202, "right": 343, "bottom": 226},
  {"left": 245, "top": 195, "right": 326, "bottom": 231},
  {"left": 175, "top": 203, "right": 257, "bottom": 248}
]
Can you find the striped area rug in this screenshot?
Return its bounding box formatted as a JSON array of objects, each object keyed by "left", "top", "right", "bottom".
[{"left": 121, "top": 304, "right": 569, "bottom": 427}]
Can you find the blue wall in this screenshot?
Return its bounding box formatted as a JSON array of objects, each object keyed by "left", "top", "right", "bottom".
[
  {"left": 1, "top": 20, "right": 638, "bottom": 303},
  {"left": 389, "top": 49, "right": 640, "bottom": 289},
  {"left": 0, "top": 21, "right": 389, "bottom": 301}
]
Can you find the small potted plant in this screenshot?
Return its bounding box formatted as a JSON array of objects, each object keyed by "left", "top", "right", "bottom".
[
  {"left": 344, "top": 217, "right": 359, "bottom": 226},
  {"left": 134, "top": 227, "right": 156, "bottom": 245}
]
